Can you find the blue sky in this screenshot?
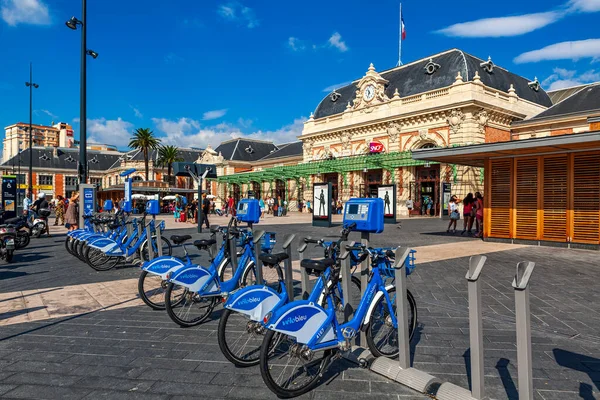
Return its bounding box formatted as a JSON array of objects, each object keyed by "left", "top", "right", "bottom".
[{"left": 1, "top": 0, "right": 600, "bottom": 150}]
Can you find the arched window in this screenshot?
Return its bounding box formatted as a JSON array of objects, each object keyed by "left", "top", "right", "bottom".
[
  {"left": 420, "top": 142, "right": 436, "bottom": 149},
  {"left": 132, "top": 176, "right": 143, "bottom": 182}
]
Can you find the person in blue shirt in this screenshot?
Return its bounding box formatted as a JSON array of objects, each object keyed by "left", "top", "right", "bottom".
[{"left": 23, "top": 191, "right": 32, "bottom": 215}]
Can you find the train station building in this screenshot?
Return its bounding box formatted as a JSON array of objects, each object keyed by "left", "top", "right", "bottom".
[{"left": 215, "top": 49, "right": 553, "bottom": 215}]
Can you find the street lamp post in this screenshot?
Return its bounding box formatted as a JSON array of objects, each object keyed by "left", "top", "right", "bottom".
[
  {"left": 66, "top": 0, "right": 98, "bottom": 186},
  {"left": 25, "top": 63, "right": 39, "bottom": 201}
]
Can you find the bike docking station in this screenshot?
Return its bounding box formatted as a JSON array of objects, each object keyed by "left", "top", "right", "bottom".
[{"left": 143, "top": 199, "right": 163, "bottom": 261}]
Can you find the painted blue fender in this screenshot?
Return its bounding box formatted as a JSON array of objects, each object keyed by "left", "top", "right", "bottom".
[
  {"left": 266, "top": 300, "right": 336, "bottom": 345},
  {"left": 88, "top": 237, "right": 122, "bottom": 255},
  {"left": 225, "top": 285, "right": 286, "bottom": 322},
  {"left": 169, "top": 265, "right": 219, "bottom": 294},
  {"left": 141, "top": 256, "right": 186, "bottom": 280}
]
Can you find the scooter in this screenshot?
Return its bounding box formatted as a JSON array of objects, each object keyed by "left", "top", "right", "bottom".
[
  {"left": 0, "top": 224, "right": 17, "bottom": 262},
  {"left": 30, "top": 209, "right": 50, "bottom": 238},
  {"left": 0, "top": 213, "right": 30, "bottom": 250}
]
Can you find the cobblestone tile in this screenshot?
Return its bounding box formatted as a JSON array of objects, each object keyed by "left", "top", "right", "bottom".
[{"left": 2, "top": 384, "right": 93, "bottom": 399}]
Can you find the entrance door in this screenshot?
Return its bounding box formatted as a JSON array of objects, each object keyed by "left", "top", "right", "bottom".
[
  {"left": 323, "top": 173, "right": 338, "bottom": 200},
  {"left": 251, "top": 181, "right": 261, "bottom": 200},
  {"left": 274, "top": 179, "right": 286, "bottom": 200},
  {"left": 368, "top": 169, "right": 383, "bottom": 197},
  {"left": 231, "top": 184, "right": 241, "bottom": 205},
  {"left": 411, "top": 165, "right": 440, "bottom": 216}
]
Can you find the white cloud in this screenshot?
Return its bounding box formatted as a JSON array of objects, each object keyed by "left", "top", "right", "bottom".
[
  {"left": 322, "top": 81, "right": 353, "bottom": 93},
  {"left": 87, "top": 118, "right": 134, "bottom": 148},
  {"left": 1, "top": 0, "right": 50, "bottom": 27},
  {"left": 514, "top": 38, "right": 600, "bottom": 63},
  {"left": 568, "top": 0, "right": 600, "bottom": 12},
  {"left": 202, "top": 109, "right": 227, "bottom": 120},
  {"left": 34, "top": 109, "right": 57, "bottom": 119},
  {"left": 436, "top": 12, "right": 562, "bottom": 38},
  {"left": 151, "top": 116, "right": 306, "bottom": 149},
  {"left": 217, "top": 2, "right": 258, "bottom": 28},
  {"left": 129, "top": 105, "right": 143, "bottom": 118},
  {"left": 164, "top": 53, "right": 184, "bottom": 64},
  {"left": 328, "top": 32, "right": 348, "bottom": 52},
  {"left": 288, "top": 37, "right": 305, "bottom": 52},
  {"left": 542, "top": 67, "right": 600, "bottom": 90}
]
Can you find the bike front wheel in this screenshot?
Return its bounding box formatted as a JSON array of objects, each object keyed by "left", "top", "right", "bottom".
[
  {"left": 218, "top": 309, "right": 266, "bottom": 367},
  {"left": 138, "top": 271, "right": 169, "bottom": 310},
  {"left": 259, "top": 329, "right": 332, "bottom": 398},
  {"left": 164, "top": 282, "right": 217, "bottom": 327},
  {"left": 365, "top": 288, "right": 417, "bottom": 358},
  {"left": 84, "top": 246, "right": 120, "bottom": 271}
]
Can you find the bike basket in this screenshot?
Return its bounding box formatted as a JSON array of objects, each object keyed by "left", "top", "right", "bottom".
[
  {"left": 381, "top": 249, "right": 416, "bottom": 278},
  {"left": 260, "top": 232, "right": 277, "bottom": 251}
]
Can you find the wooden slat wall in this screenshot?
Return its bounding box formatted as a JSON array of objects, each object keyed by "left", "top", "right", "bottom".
[
  {"left": 489, "top": 159, "right": 512, "bottom": 238},
  {"left": 572, "top": 151, "right": 600, "bottom": 243},
  {"left": 542, "top": 155, "right": 568, "bottom": 241},
  {"left": 515, "top": 158, "right": 538, "bottom": 239}
]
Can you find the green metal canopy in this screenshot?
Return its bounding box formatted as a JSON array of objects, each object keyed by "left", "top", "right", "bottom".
[{"left": 214, "top": 151, "right": 434, "bottom": 185}]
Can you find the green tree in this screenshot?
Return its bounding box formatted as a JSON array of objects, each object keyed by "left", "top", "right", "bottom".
[
  {"left": 129, "top": 128, "right": 161, "bottom": 180},
  {"left": 156, "top": 145, "right": 183, "bottom": 185}
]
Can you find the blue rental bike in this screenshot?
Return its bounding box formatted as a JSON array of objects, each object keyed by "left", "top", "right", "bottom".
[
  {"left": 163, "top": 222, "right": 273, "bottom": 327},
  {"left": 138, "top": 226, "right": 236, "bottom": 310},
  {"left": 84, "top": 212, "right": 171, "bottom": 271},
  {"left": 259, "top": 243, "right": 417, "bottom": 398},
  {"left": 217, "top": 224, "right": 362, "bottom": 367}
]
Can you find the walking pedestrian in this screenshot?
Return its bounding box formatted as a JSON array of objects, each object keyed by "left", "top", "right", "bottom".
[
  {"left": 64, "top": 192, "right": 79, "bottom": 231},
  {"left": 461, "top": 193, "right": 475, "bottom": 235},
  {"left": 447, "top": 195, "right": 460, "bottom": 233},
  {"left": 54, "top": 195, "right": 65, "bottom": 226},
  {"left": 474, "top": 192, "right": 484, "bottom": 238},
  {"left": 201, "top": 194, "right": 210, "bottom": 228},
  {"left": 259, "top": 197, "right": 265, "bottom": 219}
]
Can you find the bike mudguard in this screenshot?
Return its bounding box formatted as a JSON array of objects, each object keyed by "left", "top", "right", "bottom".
[
  {"left": 142, "top": 256, "right": 186, "bottom": 279},
  {"left": 362, "top": 284, "right": 395, "bottom": 326},
  {"left": 169, "top": 265, "right": 219, "bottom": 294},
  {"left": 72, "top": 231, "right": 94, "bottom": 240},
  {"left": 266, "top": 300, "right": 336, "bottom": 345},
  {"left": 87, "top": 237, "right": 122, "bottom": 254},
  {"left": 225, "top": 285, "right": 285, "bottom": 322}
]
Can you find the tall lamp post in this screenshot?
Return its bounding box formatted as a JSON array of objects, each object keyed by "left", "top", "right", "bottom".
[
  {"left": 66, "top": 0, "right": 98, "bottom": 185},
  {"left": 25, "top": 63, "right": 39, "bottom": 201}
]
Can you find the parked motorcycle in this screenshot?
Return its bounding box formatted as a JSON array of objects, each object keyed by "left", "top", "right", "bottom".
[
  {"left": 0, "top": 212, "right": 29, "bottom": 250},
  {"left": 0, "top": 224, "right": 17, "bottom": 262},
  {"left": 31, "top": 209, "right": 50, "bottom": 238}
]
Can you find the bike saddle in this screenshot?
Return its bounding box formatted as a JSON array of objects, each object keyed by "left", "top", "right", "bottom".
[
  {"left": 193, "top": 238, "right": 216, "bottom": 249},
  {"left": 170, "top": 235, "right": 193, "bottom": 245},
  {"left": 259, "top": 252, "right": 289, "bottom": 267},
  {"left": 300, "top": 258, "right": 335, "bottom": 276},
  {"left": 385, "top": 249, "right": 396, "bottom": 259},
  {"left": 108, "top": 223, "right": 121, "bottom": 230}
]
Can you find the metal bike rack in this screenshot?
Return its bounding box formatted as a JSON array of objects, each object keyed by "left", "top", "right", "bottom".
[
  {"left": 252, "top": 230, "right": 265, "bottom": 285},
  {"left": 145, "top": 223, "right": 154, "bottom": 261},
  {"left": 339, "top": 241, "right": 354, "bottom": 324},
  {"left": 359, "top": 232, "right": 370, "bottom": 345},
  {"left": 282, "top": 234, "right": 296, "bottom": 301},
  {"left": 513, "top": 261, "right": 535, "bottom": 400},
  {"left": 229, "top": 231, "right": 238, "bottom": 274},
  {"left": 209, "top": 225, "right": 219, "bottom": 259},
  {"left": 297, "top": 238, "right": 312, "bottom": 300},
  {"left": 369, "top": 246, "right": 438, "bottom": 394}
]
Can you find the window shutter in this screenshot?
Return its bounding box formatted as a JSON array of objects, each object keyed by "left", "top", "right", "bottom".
[
  {"left": 490, "top": 159, "right": 512, "bottom": 238},
  {"left": 573, "top": 152, "right": 600, "bottom": 244},
  {"left": 515, "top": 158, "right": 538, "bottom": 239},
  {"left": 542, "top": 155, "right": 568, "bottom": 241}
]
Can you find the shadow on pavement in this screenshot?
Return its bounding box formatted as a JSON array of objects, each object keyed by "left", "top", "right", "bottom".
[
  {"left": 0, "top": 269, "right": 48, "bottom": 281},
  {"left": 495, "top": 358, "right": 518, "bottom": 400},
  {"left": 0, "top": 287, "right": 62, "bottom": 303},
  {"left": 0, "top": 306, "right": 47, "bottom": 322},
  {"left": 553, "top": 348, "right": 600, "bottom": 392}
]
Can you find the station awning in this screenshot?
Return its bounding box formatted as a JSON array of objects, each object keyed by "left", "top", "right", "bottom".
[{"left": 411, "top": 130, "right": 600, "bottom": 167}]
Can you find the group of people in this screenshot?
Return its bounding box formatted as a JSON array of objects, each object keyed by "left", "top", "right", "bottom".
[
  {"left": 447, "top": 192, "right": 484, "bottom": 237},
  {"left": 22, "top": 191, "right": 80, "bottom": 234},
  {"left": 261, "top": 196, "right": 287, "bottom": 217},
  {"left": 170, "top": 194, "right": 211, "bottom": 229}
]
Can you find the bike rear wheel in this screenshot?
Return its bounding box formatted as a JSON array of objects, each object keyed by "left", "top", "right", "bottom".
[
  {"left": 259, "top": 329, "right": 332, "bottom": 398},
  {"left": 218, "top": 309, "right": 267, "bottom": 367},
  {"left": 164, "top": 282, "right": 217, "bottom": 327},
  {"left": 140, "top": 236, "right": 172, "bottom": 262},
  {"left": 365, "top": 288, "right": 417, "bottom": 358}
]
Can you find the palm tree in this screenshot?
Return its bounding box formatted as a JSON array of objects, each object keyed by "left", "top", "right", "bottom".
[
  {"left": 156, "top": 145, "right": 183, "bottom": 185},
  {"left": 129, "top": 128, "right": 161, "bottom": 181}
]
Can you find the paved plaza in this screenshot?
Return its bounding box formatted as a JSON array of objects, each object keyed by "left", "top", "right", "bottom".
[{"left": 0, "top": 213, "right": 599, "bottom": 399}]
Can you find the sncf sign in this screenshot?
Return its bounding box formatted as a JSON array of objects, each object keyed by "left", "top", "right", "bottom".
[{"left": 369, "top": 141, "right": 385, "bottom": 153}]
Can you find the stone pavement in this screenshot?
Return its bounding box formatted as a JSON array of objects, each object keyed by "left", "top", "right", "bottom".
[{"left": 0, "top": 217, "right": 599, "bottom": 399}]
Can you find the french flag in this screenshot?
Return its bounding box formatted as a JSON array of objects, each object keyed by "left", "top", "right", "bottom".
[{"left": 401, "top": 12, "right": 406, "bottom": 40}]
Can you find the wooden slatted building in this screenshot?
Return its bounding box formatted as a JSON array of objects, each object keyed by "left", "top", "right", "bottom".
[{"left": 412, "top": 131, "right": 600, "bottom": 248}]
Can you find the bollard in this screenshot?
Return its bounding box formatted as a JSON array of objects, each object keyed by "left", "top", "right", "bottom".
[
  {"left": 359, "top": 231, "right": 370, "bottom": 345},
  {"left": 339, "top": 241, "right": 353, "bottom": 323},
  {"left": 126, "top": 220, "right": 133, "bottom": 240},
  {"left": 297, "top": 238, "right": 311, "bottom": 300},
  {"left": 282, "top": 234, "right": 296, "bottom": 301},
  {"left": 393, "top": 246, "right": 412, "bottom": 370},
  {"left": 465, "top": 255, "right": 487, "bottom": 400},
  {"left": 513, "top": 261, "right": 535, "bottom": 400},
  {"left": 252, "top": 230, "right": 266, "bottom": 285},
  {"left": 209, "top": 225, "right": 219, "bottom": 260}
]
